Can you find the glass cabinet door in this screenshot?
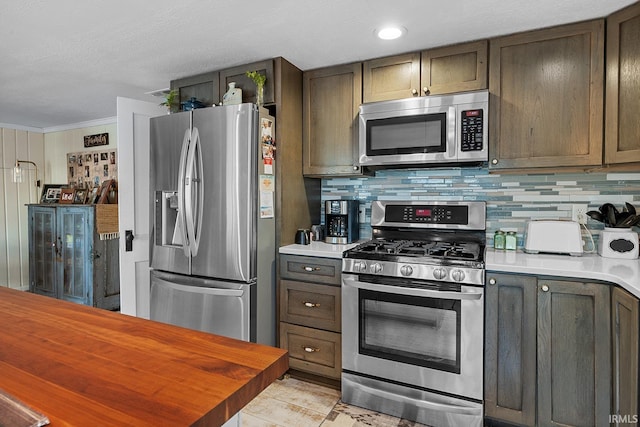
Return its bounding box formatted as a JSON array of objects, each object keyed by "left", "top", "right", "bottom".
[
  {"left": 57, "top": 207, "right": 93, "bottom": 305},
  {"left": 29, "top": 206, "right": 57, "bottom": 297}
]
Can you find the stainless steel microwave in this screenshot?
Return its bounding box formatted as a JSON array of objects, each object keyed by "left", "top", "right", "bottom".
[{"left": 358, "top": 90, "right": 488, "bottom": 167}]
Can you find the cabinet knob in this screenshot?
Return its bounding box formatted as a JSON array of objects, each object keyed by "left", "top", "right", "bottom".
[
  {"left": 303, "top": 301, "right": 321, "bottom": 308},
  {"left": 411, "top": 88, "right": 419, "bottom": 96},
  {"left": 541, "top": 284, "right": 549, "bottom": 292},
  {"left": 302, "top": 346, "right": 319, "bottom": 353},
  {"left": 353, "top": 165, "right": 359, "bottom": 171},
  {"left": 423, "top": 87, "right": 430, "bottom": 95},
  {"left": 491, "top": 159, "right": 499, "bottom": 165},
  {"left": 488, "top": 278, "right": 496, "bottom": 285}
]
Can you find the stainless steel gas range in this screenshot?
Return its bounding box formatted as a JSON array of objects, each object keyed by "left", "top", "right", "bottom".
[{"left": 341, "top": 200, "right": 486, "bottom": 427}]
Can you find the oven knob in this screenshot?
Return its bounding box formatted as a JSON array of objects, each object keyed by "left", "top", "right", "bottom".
[
  {"left": 451, "top": 269, "right": 466, "bottom": 282},
  {"left": 400, "top": 265, "right": 413, "bottom": 276},
  {"left": 371, "top": 263, "right": 383, "bottom": 274},
  {"left": 433, "top": 268, "right": 447, "bottom": 280},
  {"left": 355, "top": 261, "right": 367, "bottom": 272}
]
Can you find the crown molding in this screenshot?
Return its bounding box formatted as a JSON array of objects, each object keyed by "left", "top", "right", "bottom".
[
  {"left": 0, "top": 123, "right": 44, "bottom": 133},
  {"left": 43, "top": 117, "right": 117, "bottom": 133}
]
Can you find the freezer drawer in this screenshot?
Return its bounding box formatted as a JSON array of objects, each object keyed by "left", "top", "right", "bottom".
[{"left": 150, "top": 270, "right": 255, "bottom": 342}]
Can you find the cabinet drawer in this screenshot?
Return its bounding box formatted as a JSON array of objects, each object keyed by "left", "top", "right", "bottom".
[
  {"left": 280, "top": 323, "right": 341, "bottom": 379},
  {"left": 281, "top": 280, "right": 341, "bottom": 332},
  {"left": 280, "top": 255, "right": 341, "bottom": 285}
]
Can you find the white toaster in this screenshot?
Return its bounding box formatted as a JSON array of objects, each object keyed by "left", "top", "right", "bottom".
[{"left": 524, "top": 220, "right": 583, "bottom": 256}]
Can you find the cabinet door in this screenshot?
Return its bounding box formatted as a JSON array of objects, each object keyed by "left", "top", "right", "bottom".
[
  {"left": 605, "top": 2, "right": 640, "bottom": 164},
  {"left": 170, "top": 71, "right": 220, "bottom": 110},
  {"left": 363, "top": 53, "right": 421, "bottom": 102},
  {"left": 489, "top": 20, "right": 605, "bottom": 170},
  {"left": 219, "top": 59, "right": 275, "bottom": 106},
  {"left": 484, "top": 273, "right": 537, "bottom": 426},
  {"left": 537, "top": 280, "right": 610, "bottom": 426},
  {"left": 611, "top": 287, "right": 638, "bottom": 426},
  {"left": 421, "top": 40, "right": 488, "bottom": 95},
  {"left": 29, "top": 206, "right": 57, "bottom": 298},
  {"left": 57, "top": 207, "right": 93, "bottom": 306},
  {"left": 303, "top": 63, "right": 363, "bottom": 176}
]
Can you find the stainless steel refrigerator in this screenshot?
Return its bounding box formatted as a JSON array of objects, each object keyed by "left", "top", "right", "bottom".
[{"left": 148, "top": 103, "right": 276, "bottom": 345}]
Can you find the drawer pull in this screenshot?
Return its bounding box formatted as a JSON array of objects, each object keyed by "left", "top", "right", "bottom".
[
  {"left": 303, "top": 266, "right": 320, "bottom": 272},
  {"left": 303, "top": 301, "right": 321, "bottom": 308},
  {"left": 302, "top": 346, "right": 320, "bottom": 353}
]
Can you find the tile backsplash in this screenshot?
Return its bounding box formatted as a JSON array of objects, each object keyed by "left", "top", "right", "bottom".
[{"left": 321, "top": 167, "right": 640, "bottom": 249}]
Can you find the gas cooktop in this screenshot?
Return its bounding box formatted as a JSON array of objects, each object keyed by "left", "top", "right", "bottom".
[{"left": 349, "top": 239, "right": 483, "bottom": 262}]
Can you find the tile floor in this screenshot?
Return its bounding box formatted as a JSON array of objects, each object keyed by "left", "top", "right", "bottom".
[{"left": 240, "top": 376, "right": 429, "bottom": 427}]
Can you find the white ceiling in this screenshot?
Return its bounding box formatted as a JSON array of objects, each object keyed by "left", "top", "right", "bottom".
[{"left": 1, "top": 0, "right": 636, "bottom": 129}]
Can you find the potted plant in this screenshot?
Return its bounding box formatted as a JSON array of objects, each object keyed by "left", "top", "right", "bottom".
[
  {"left": 246, "top": 71, "right": 266, "bottom": 107},
  {"left": 160, "top": 89, "right": 178, "bottom": 113}
]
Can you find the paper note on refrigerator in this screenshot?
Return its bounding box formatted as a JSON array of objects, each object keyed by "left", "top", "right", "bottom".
[{"left": 260, "top": 191, "right": 274, "bottom": 218}]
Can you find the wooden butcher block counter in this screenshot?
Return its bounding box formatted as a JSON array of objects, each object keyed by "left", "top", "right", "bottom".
[{"left": 0, "top": 287, "right": 288, "bottom": 426}]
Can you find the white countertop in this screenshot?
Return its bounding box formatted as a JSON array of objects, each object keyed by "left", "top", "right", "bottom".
[
  {"left": 279, "top": 241, "right": 361, "bottom": 259},
  {"left": 486, "top": 248, "right": 640, "bottom": 298},
  {"left": 279, "top": 243, "right": 640, "bottom": 298}
]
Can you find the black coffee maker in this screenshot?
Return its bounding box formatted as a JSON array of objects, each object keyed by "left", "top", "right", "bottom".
[{"left": 324, "top": 200, "right": 359, "bottom": 244}]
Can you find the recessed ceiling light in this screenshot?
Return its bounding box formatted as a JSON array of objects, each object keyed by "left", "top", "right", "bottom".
[{"left": 375, "top": 26, "right": 406, "bottom": 40}]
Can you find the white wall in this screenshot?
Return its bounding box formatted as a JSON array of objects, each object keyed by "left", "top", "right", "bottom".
[
  {"left": 44, "top": 123, "right": 117, "bottom": 183},
  {"left": 0, "top": 128, "right": 44, "bottom": 290}
]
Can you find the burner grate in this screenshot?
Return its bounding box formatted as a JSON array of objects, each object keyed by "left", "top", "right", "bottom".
[{"left": 353, "top": 239, "right": 482, "bottom": 262}]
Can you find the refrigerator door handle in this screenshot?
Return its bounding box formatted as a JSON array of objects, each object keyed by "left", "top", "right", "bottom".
[
  {"left": 185, "top": 127, "right": 204, "bottom": 257},
  {"left": 155, "top": 279, "right": 245, "bottom": 298},
  {"left": 177, "top": 127, "right": 192, "bottom": 257}
]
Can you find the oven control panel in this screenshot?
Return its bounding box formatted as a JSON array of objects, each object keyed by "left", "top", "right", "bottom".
[
  {"left": 385, "top": 205, "right": 468, "bottom": 225},
  {"left": 370, "top": 201, "right": 486, "bottom": 230}
]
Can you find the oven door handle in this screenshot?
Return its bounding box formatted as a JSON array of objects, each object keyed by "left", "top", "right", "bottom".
[
  {"left": 343, "top": 276, "right": 483, "bottom": 301},
  {"left": 348, "top": 377, "right": 482, "bottom": 416}
]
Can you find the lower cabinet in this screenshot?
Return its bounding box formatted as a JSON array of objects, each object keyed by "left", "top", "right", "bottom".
[
  {"left": 611, "top": 287, "right": 639, "bottom": 426},
  {"left": 28, "top": 204, "right": 120, "bottom": 310},
  {"left": 485, "top": 272, "right": 613, "bottom": 426},
  {"left": 279, "top": 254, "right": 342, "bottom": 385}
]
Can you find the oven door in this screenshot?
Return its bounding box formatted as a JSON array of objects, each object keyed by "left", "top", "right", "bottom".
[{"left": 342, "top": 273, "right": 484, "bottom": 401}]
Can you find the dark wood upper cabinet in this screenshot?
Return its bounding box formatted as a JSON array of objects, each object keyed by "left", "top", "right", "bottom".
[
  {"left": 605, "top": 1, "right": 640, "bottom": 164},
  {"left": 170, "top": 70, "right": 220, "bottom": 110},
  {"left": 219, "top": 59, "right": 275, "bottom": 106},
  {"left": 363, "top": 52, "right": 421, "bottom": 102},
  {"left": 421, "top": 40, "right": 488, "bottom": 95},
  {"left": 489, "top": 20, "right": 605, "bottom": 170},
  {"left": 303, "top": 62, "right": 364, "bottom": 177},
  {"left": 362, "top": 40, "right": 487, "bottom": 102}
]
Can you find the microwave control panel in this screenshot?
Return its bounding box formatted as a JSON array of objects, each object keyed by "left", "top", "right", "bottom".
[{"left": 460, "top": 109, "right": 484, "bottom": 152}]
